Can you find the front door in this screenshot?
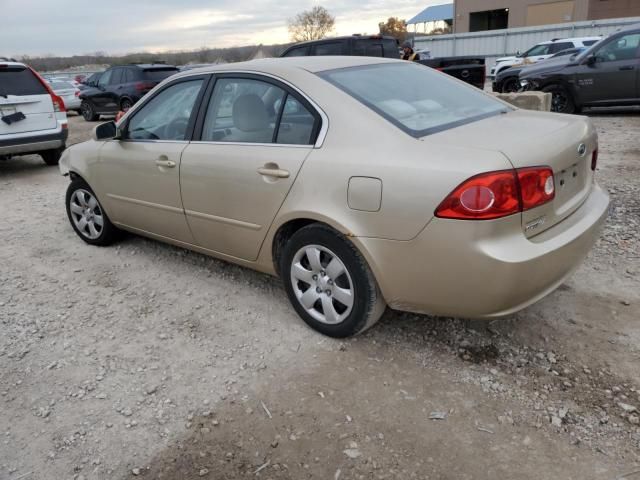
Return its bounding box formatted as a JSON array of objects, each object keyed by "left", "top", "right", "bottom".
[
  {"left": 91, "top": 68, "right": 114, "bottom": 110},
  {"left": 574, "top": 32, "right": 640, "bottom": 104},
  {"left": 93, "top": 77, "right": 207, "bottom": 243},
  {"left": 180, "top": 75, "right": 322, "bottom": 261}
]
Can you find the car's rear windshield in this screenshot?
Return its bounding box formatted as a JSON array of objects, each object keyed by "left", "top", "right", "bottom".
[
  {"left": 0, "top": 66, "right": 48, "bottom": 96},
  {"left": 319, "top": 62, "right": 508, "bottom": 137},
  {"left": 142, "top": 68, "right": 179, "bottom": 81}
]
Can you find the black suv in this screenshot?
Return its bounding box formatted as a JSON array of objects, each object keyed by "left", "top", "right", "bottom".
[
  {"left": 79, "top": 64, "right": 179, "bottom": 121},
  {"left": 281, "top": 35, "right": 400, "bottom": 58},
  {"left": 520, "top": 24, "right": 640, "bottom": 113}
]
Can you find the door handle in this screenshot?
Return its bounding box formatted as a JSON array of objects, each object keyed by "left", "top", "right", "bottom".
[
  {"left": 619, "top": 65, "right": 635, "bottom": 71},
  {"left": 257, "top": 166, "right": 290, "bottom": 178},
  {"left": 155, "top": 159, "right": 176, "bottom": 168}
]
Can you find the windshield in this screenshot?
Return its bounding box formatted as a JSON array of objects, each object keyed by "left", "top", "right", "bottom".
[{"left": 319, "top": 62, "right": 508, "bottom": 137}]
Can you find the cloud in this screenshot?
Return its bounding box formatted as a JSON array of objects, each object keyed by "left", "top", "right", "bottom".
[{"left": 1, "top": 0, "right": 441, "bottom": 56}]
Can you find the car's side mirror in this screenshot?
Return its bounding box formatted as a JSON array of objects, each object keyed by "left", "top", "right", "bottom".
[
  {"left": 586, "top": 55, "right": 597, "bottom": 66},
  {"left": 92, "top": 121, "right": 120, "bottom": 141}
]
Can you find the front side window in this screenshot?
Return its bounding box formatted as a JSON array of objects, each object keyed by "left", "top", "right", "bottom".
[
  {"left": 524, "top": 44, "right": 551, "bottom": 57},
  {"left": 97, "top": 70, "right": 112, "bottom": 88},
  {"left": 595, "top": 33, "right": 640, "bottom": 62},
  {"left": 126, "top": 79, "right": 203, "bottom": 141},
  {"left": 283, "top": 46, "right": 309, "bottom": 57},
  {"left": 202, "top": 78, "right": 285, "bottom": 143},
  {"left": 320, "top": 63, "right": 508, "bottom": 137}
]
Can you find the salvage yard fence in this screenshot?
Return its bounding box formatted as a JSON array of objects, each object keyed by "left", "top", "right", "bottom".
[{"left": 413, "top": 16, "right": 640, "bottom": 72}]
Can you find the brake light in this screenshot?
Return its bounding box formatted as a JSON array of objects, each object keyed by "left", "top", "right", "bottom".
[
  {"left": 591, "top": 148, "right": 598, "bottom": 171},
  {"left": 27, "top": 66, "right": 66, "bottom": 113},
  {"left": 518, "top": 167, "right": 555, "bottom": 210},
  {"left": 435, "top": 167, "right": 555, "bottom": 220},
  {"left": 134, "top": 81, "right": 155, "bottom": 92}
]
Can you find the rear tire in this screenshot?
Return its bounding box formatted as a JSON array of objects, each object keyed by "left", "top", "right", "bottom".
[
  {"left": 280, "top": 223, "right": 386, "bottom": 338},
  {"left": 81, "top": 101, "right": 99, "bottom": 121},
  {"left": 543, "top": 84, "right": 576, "bottom": 114},
  {"left": 65, "top": 177, "right": 119, "bottom": 246},
  {"left": 41, "top": 147, "right": 64, "bottom": 166}
]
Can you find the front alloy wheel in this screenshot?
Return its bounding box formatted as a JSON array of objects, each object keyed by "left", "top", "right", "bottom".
[{"left": 66, "top": 178, "right": 118, "bottom": 245}]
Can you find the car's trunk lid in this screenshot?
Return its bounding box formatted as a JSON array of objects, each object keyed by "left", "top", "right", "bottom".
[{"left": 429, "top": 110, "right": 597, "bottom": 237}]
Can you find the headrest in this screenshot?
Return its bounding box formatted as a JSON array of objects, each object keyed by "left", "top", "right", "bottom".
[{"left": 232, "top": 94, "right": 269, "bottom": 132}]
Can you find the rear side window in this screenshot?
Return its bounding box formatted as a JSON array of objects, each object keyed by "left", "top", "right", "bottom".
[
  {"left": 143, "top": 68, "right": 179, "bottom": 81},
  {"left": 353, "top": 40, "right": 383, "bottom": 57},
  {"left": 383, "top": 39, "right": 400, "bottom": 58},
  {"left": 110, "top": 68, "right": 124, "bottom": 85},
  {"left": 0, "top": 67, "right": 47, "bottom": 96},
  {"left": 314, "top": 42, "right": 343, "bottom": 55},
  {"left": 123, "top": 69, "right": 135, "bottom": 83},
  {"left": 549, "top": 42, "right": 573, "bottom": 54}
]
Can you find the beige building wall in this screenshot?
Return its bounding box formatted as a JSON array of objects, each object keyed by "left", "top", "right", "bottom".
[
  {"left": 454, "top": 0, "right": 590, "bottom": 32},
  {"left": 588, "top": 0, "right": 640, "bottom": 20}
]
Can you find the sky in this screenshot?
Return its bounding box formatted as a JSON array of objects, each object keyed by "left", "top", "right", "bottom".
[{"left": 2, "top": 0, "right": 441, "bottom": 57}]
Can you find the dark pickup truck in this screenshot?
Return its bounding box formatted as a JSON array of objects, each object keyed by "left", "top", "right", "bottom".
[{"left": 280, "top": 35, "right": 486, "bottom": 89}]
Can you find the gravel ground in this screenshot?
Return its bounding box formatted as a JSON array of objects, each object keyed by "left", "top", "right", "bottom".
[{"left": 1, "top": 110, "right": 639, "bottom": 480}]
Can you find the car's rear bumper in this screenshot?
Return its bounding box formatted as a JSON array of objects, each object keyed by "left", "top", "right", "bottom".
[
  {"left": 356, "top": 183, "right": 609, "bottom": 318},
  {"left": 0, "top": 128, "right": 68, "bottom": 155}
]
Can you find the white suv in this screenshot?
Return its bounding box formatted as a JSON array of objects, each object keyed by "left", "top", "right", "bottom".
[
  {"left": 0, "top": 60, "right": 68, "bottom": 165},
  {"left": 490, "top": 36, "right": 601, "bottom": 77}
]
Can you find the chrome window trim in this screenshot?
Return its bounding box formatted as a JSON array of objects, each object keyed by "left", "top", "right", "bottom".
[
  {"left": 188, "top": 140, "right": 311, "bottom": 149},
  {"left": 173, "top": 69, "right": 329, "bottom": 149}
]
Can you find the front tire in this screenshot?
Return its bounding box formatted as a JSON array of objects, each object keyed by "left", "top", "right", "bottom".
[
  {"left": 543, "top": 84, "right": 576, "bottom": 114},
  {"left": 81, "top": 101, "right": 99, "bottom": 121},
  {"left": 501, "top": 77, "right": 520, "bottom": 93},
  {"left": 65, "top": 178, "right": 119, "bottom": 246},
  {"left": 280, "top": 224, "right": 386, "bottom": 338}
]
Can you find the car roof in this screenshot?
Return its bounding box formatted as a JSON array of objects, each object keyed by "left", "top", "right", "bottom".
[
  {"left": 0, "top": 60, "right": 27, "bottom": 67},
  {"left": 173, "top": 56, "right": 399, "bottom": 79},
  {"left": 119, "top": 64, "right": 178, "bottom": 69},
  {"left": 284, "top": 35, "right": 397, "bottom": 48},
  {"left": 539, "top": 36, "right": 601, "bottom": 45}
]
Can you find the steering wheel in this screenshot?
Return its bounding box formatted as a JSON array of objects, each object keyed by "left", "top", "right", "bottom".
[{"left": 162, "top": 117, "right": 190, "bottom": 140}]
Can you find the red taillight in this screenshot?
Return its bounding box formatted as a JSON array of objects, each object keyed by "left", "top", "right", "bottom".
[
  {"left": 435, "top": 170, "right": 520, "bottom": 220},
  {"left": 435, "top": 167, "right": 555, "bottom": 220},
  {"left": 591, "top": 148, "right": 598, "bottom": 171},
  {"left": 134, "top": 81, "right": 155, "bottom": 92},
  {"left": 75, "top": 91, "right": 80, "bottom": 97},
  {"left": 27, "top": 66, "right": 66, "bottom": 113},
  {"left": 517, "top": 167, "right": 555, "bottom": 210}
]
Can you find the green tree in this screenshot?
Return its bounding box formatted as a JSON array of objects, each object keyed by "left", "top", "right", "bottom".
[
  {"left": 379, "top": 17, "right": 408, "bottom": 43},
  {"left": 288, "top": 6, "right": 335, "bottom": 42}
]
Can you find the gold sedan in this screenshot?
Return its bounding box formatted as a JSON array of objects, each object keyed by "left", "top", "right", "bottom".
[{"left": 59, "top": 56, "right": 609, "bottom": 337}]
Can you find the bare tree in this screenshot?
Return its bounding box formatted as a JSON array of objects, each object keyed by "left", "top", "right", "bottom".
[
  {"left": 288, "top": 6, "right": 335, "bottom": 42},
  {"left": 378, "top": 17, "right": 408, "bottom": 43}
]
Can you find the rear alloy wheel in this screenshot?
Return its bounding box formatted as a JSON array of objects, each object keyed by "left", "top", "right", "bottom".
[
  {"left": 280, "top": 224, "right": 386, "bottom": 338},
  {"left": 501, "top": 77, "right": 520, "bottom": 93},
  {"left": 543, "top": 84, "right": 576, "bottom": 114},
  {"left": 66, "top": 178, "right": 119, "bottom": 246},
  {"left": 81, "top": 101, "right": 99, "bottom": 121},
  {"left": 41, "top": 147, "right": 64, "bottom": 166}
]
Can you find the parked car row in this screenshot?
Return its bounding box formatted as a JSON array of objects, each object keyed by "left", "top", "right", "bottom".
[{"left": 492, "top": 23, "right": 640, "bottom": 114}]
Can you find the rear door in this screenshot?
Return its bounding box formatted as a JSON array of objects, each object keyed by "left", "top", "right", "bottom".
[
  {"left": 0, "top": 64, "right": 56, "bottom": 136},
  {"left": 311, "top": 42, "right": 345, "bottom": 56},
  {"left": 574, "top": 32, "right": 640, "bottom": 104},
  {"left": 180, "top": 74, "right": 321, "bottom": 260}
]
